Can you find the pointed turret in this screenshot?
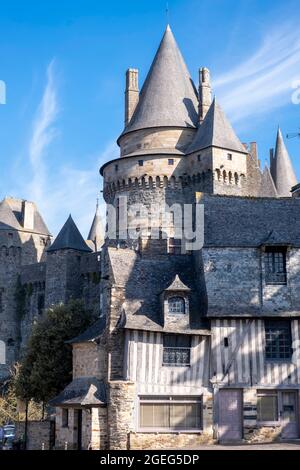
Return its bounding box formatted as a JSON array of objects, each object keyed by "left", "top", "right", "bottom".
[
  {"left": 270, "top": 128, "right": 297, "bottom": 197},
  {"left": 187, "top": 98, "right": 246, "bottom": 154},
  {"left": 87, "top": 200, "right": 104, "bottom": 252},
  {"left": 48, "top": 215, "right": 92, "bottom": 252},
  {"left": 121, "top": 25, "right": 198, "bottom": 135}
]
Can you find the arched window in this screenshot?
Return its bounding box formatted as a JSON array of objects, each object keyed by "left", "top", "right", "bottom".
[
  {"left": 0, "top": 340, "right": 5, "bottom": 364},
  {"left": 168, "top": 297, "right": 185, "bottom": 314}
]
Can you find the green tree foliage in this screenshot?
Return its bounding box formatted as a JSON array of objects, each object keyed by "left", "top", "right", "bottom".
[
  {"left": 0, "top": 365, "right": 42, "bottom": 426},
  {"left": 15, "top": 300, "right": 96, "bottom": 403}
]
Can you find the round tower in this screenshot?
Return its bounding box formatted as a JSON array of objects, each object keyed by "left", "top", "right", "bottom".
[{"left": 100, "top": 26, "right": 207, "bottom": 251}]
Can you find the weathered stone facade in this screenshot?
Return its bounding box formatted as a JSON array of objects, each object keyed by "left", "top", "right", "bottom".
[
  {"left": 0, "top": 202, "right": 102, "bottom": 381},
  {"left": 15, "top": 420, "right": 55, "bottom": 450},
  {"left": 3, "top": 24, "right": 300, "bottom": 450}
]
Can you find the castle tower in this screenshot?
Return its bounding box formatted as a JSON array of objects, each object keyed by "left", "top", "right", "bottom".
[
  {"left": 101, "top": 26, "right": 200, "bottom": 251},
  {"left": 0, "top": 197, "right": 51, "bottom": 379},
  {"left": 45, "top": 215, "right": 92, "bottom": 307},
  {"left": 270, "top": 128, "right": 298, "bottom": 197},
  {"left": 87, "top": 200, "right": 104, "bottom": 252}
]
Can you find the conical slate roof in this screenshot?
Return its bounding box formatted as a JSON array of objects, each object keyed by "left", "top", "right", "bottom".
[
  {"left": 121, "top": 25, "right": 198, "bottom": 136},
  {"left": 87, "top": 202, "right": 104, "bottom": 251},
  {"left": 187, "top": 98, "right": 246, "bottom": 154},
  {"left": 0, "top": 199, "right": 22, "bottom": 230},
  {"left": 271, "top": 128, "right": 297, "bottom": 197},
  {"left": 48, "top": 215, "right": 92, "bottom": 253}
]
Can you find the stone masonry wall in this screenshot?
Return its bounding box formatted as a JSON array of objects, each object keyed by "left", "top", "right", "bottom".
[
  {"left": 73, "top": 342, "right": 105, "bottom": 379},
  {"left": 15, "top": 420, "right": 54, "bottom": 450},
  {"left": 129, "top": 432, "right": 214, "bottom": 450},
  {"left": 108, "top": 381, "right": 136, "bottom": 450}
]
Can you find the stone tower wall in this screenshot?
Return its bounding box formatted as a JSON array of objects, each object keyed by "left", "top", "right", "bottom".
[
  {"left": 118, "top": 127, "right": 196, "bottom": 157},
  {"left": 0, "top": 228, "right": 49, "bottom": 379}
]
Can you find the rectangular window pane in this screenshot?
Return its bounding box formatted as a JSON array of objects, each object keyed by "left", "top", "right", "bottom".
[
  {"left": 257, "top": 394, "right": 278, "bottom": 421},
  {"left": 265, "top": 248, "right": 287, "bottom": 284},
  {"left": 154, "top": 404, "right": 169, "bottom": 428},
  {"left": 140, "top": 404, "right": 154, "bottom": 428},
  {"left": 140, "top": 398, "right": 201, "bottom": 430},
  {"left": 265, "top": 320, "right": 292, "bottom": 361}
]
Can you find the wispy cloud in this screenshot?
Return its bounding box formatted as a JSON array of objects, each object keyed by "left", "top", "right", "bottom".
[
  {"left": 214, "top": 23, "right": 300, "bottom": 124},
  {"left": 28, "top": 59, "right": 58, "bottom": 202},
  {"left": 25, "top": 60, "right": 117, "bottom": 237}
]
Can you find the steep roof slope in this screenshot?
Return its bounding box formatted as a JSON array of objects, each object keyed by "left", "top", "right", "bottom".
[
  {"left": 271, "top": 128, "right": 298, "bottom": 197},
  {"left": 0, "top": 199, "right": 22, "bottom": 230},
  {"left": 121, "top": 25, "right": 198, "bottom": 136},
  {"left": 187, "top": 98, "right": 246, "bottom": 154},
  {"left": 48, "top": 215, "right": 92, "bottom": 252}
]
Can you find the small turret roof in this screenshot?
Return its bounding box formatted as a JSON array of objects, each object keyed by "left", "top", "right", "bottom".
[
  {"left": 187, "top": 98, "right": 247, "bottom": 154},
  {"left": 48, "top": 215, "right": 92, "bottom": 253},
  {"left": 120, "top": 25, "right": 198, "bottom": 138},
  {"left": 272, "top": 128, "right": 298, "bottom": 197},
  {"left": 87, "top": 201, "right": 104, "bottom": 251},
  {"left": 165, "top": 274, "right": 191, "bottom": 292}
]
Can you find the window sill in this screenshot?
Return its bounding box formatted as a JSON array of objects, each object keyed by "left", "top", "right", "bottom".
[
  {"left": 256, "top": 421, "right": 281, "bottom": 427},
  {"left": 265, "top": 282, "right": 287, "bottom": 286},
  {"left": 136, "top": 429, "right": 203, "bottom": 434},
  {"left": 162, "top": 364, "right": 191, "bottom": 368},
  {"left": 265, "top": 359, "right": 292, "bottom": 364}
]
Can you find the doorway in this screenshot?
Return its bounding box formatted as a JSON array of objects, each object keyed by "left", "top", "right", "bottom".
[
  {"left": 280, "top": 391, "right": 298, "bottom": 439},
  {"left": 75, "top": 409, "right": 83, "bottom": 450},
  {"left": 218, "top": 389, "right": 243, "bottom": 441}
]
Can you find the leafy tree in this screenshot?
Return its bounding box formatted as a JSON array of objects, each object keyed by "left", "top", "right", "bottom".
[
  {"left": 15, "top": 300, "right": 96, "bottom": 403},
  {"left": 0, "top": 365, "right": 42, "bottom": 426}
]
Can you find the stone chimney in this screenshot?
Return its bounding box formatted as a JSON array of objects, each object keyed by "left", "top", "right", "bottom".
[
  {"left": 250, "top": 142, "right": 260, "bottom": 166},
  {"left": 22, "top": 200, "right": 35, "bottom": 230},
  {"left": 125, "top": 68, "right": 139, "bottom": 126},
  {"left": 198, "top": 67, "right": 212, "bottom": 123},
  {"left": 291, "top": 183, "right": 300, "bottom": 198}
]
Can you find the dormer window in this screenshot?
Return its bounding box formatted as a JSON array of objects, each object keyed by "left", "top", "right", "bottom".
[
  {"left": 162, "top": 275, "right": 191, "bottom": 326},
  {"left": 265, "top": 247, "right": 287, "bottom": 285},
  {"left": 168, "top": 296, "right": 185, "bottom": 314}
]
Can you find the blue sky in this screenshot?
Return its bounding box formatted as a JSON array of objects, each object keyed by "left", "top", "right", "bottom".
[{"left": 0, "top": 0, "right": 300, "bottom": 236}]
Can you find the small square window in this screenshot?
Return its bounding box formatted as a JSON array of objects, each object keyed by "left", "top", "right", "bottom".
[
  {"left": 168, "top": 159, "right": 174, "bottom": 165},
  {"left": 115, "top": 164, "right": 118, "bottom": 171},
  {"left": 257, "top": 391, "right": 278, "bottom": 422},
  {"left": 227, "top": 153, "right": 232, "bottom": 161},
  {"left": 197, "top": 155, "right": 201, "bottom": 162},
  {"left": 138, "top": 160, "right": 144, "bottom": 167}
]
